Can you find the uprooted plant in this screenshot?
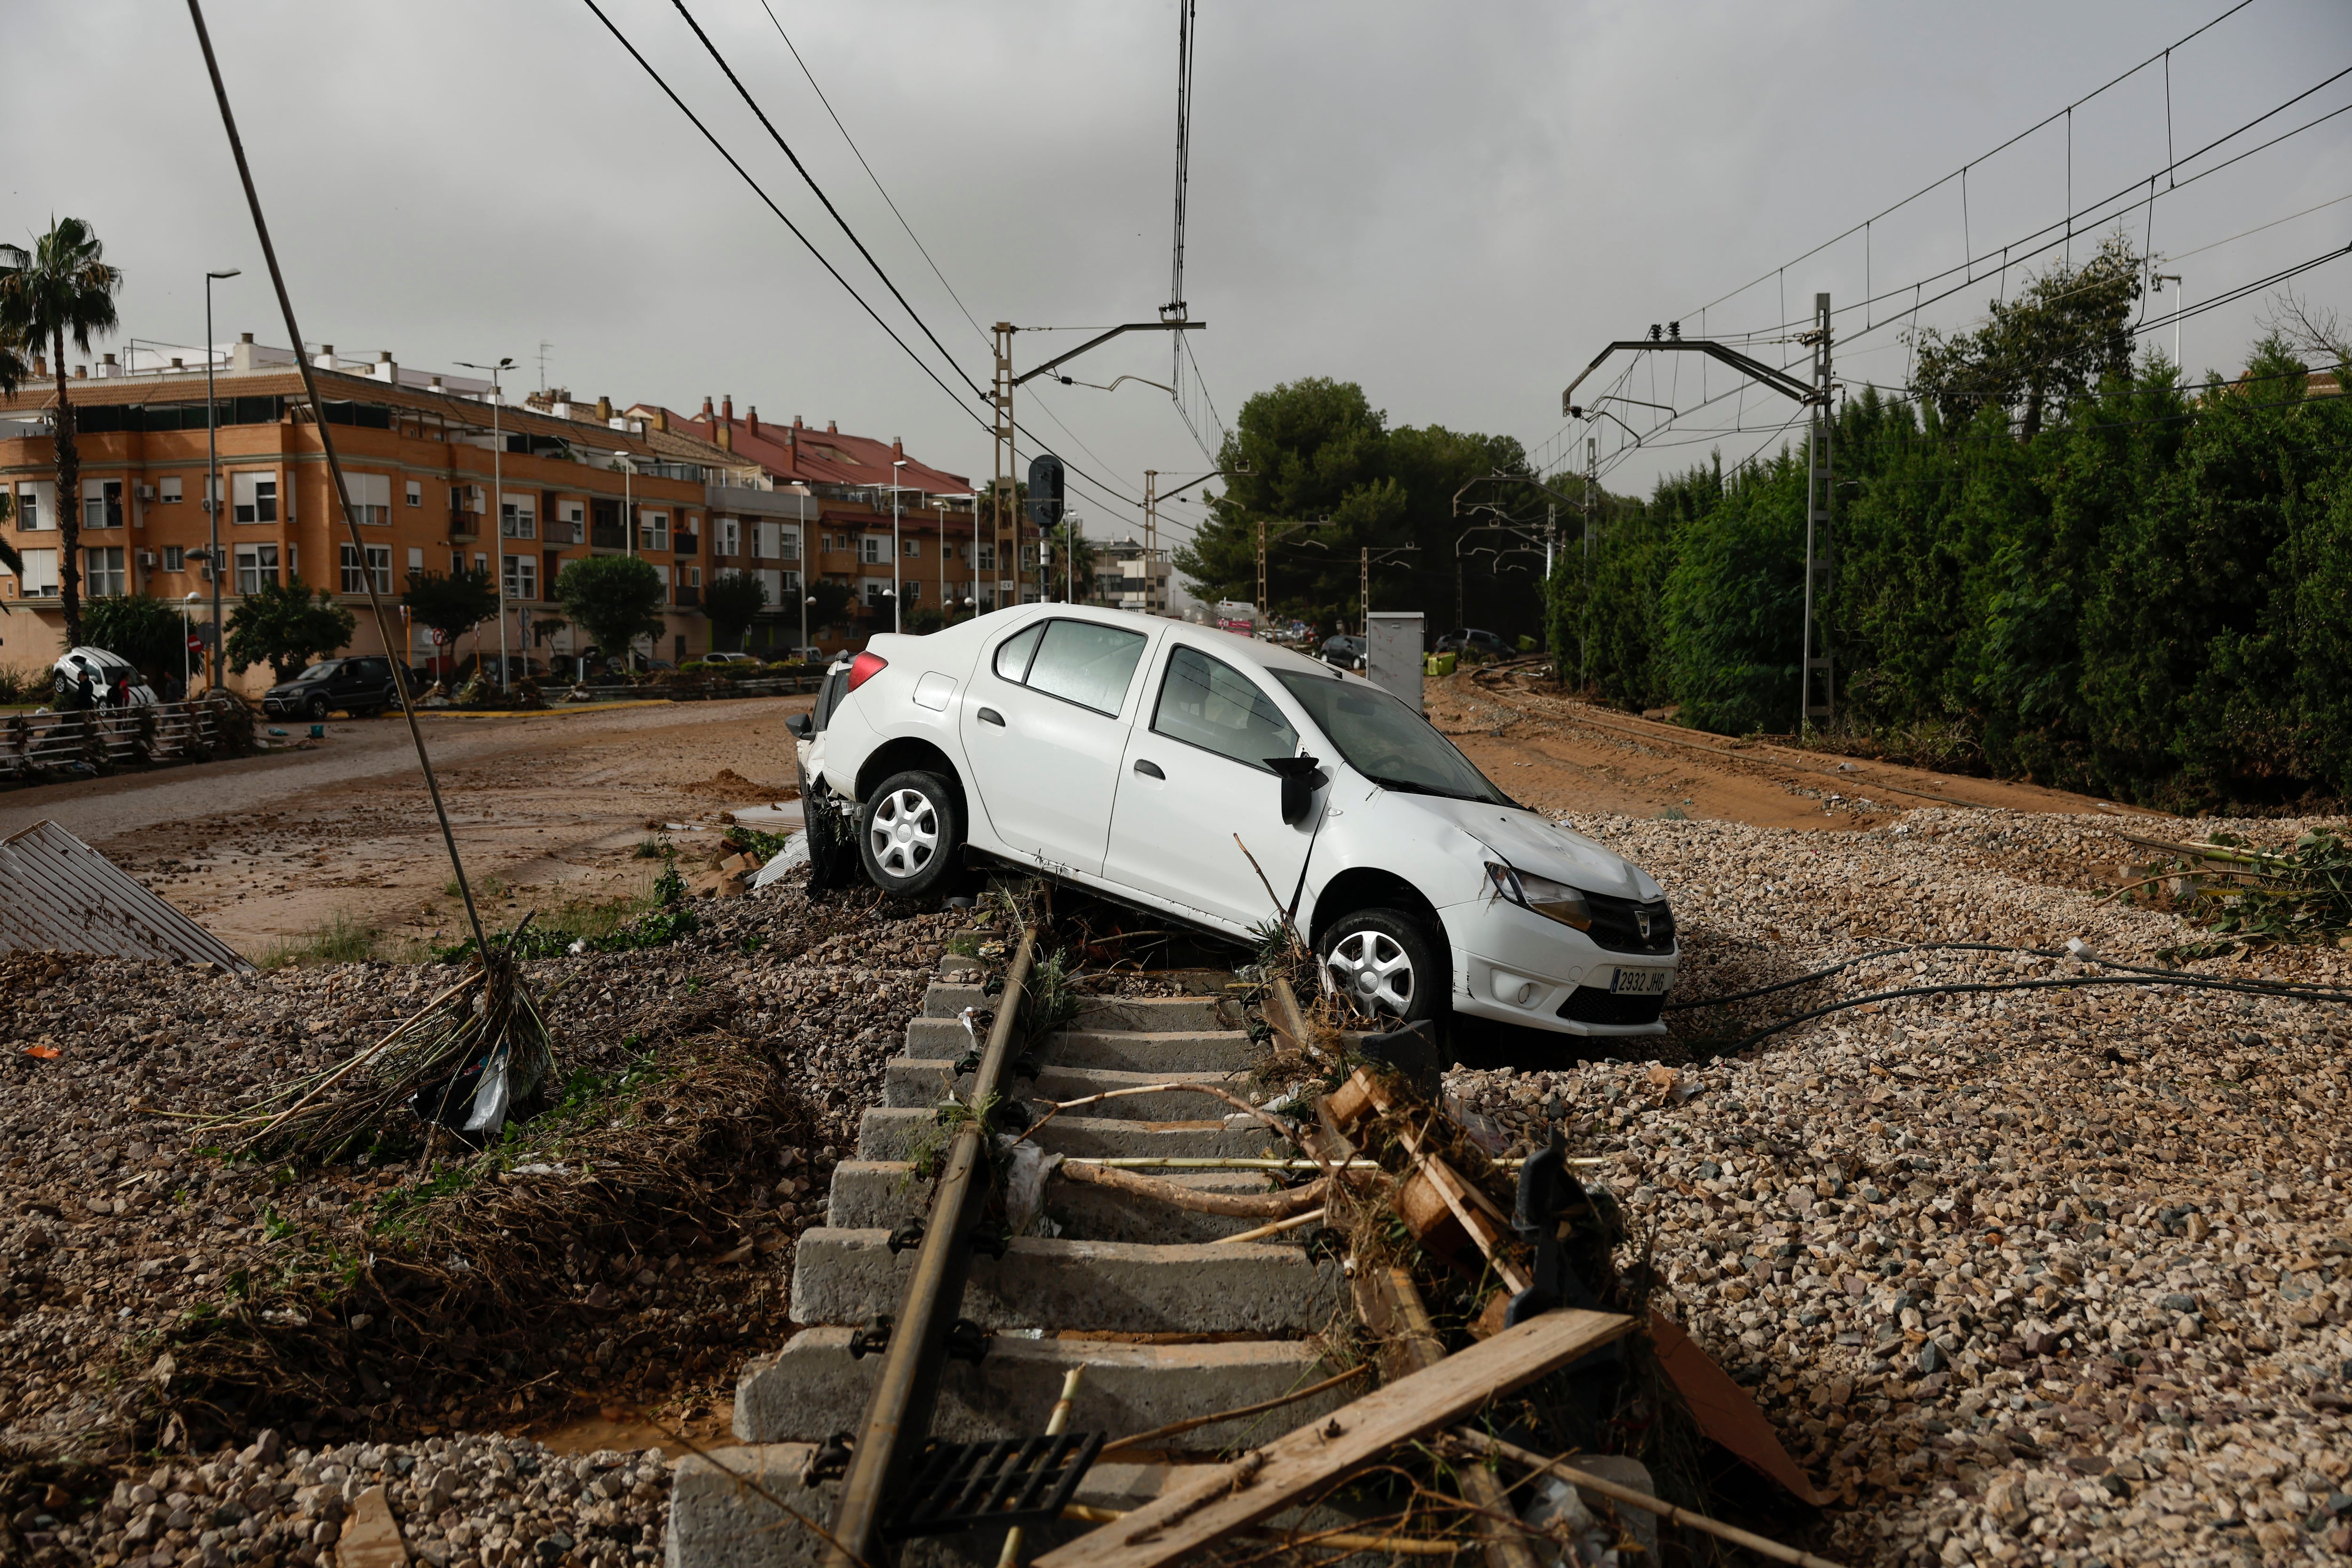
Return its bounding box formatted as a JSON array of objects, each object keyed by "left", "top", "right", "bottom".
[{"left": 2117, "top": 828, "right": 2352, "bottom": 958}]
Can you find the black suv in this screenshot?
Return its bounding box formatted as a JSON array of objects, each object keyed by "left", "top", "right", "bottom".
[
  {"left": 1434, "top": 628, "right": 1509, "bottom": 657},
  {"left": 263, "top": 656, "right": 399, "bottom": 719}
]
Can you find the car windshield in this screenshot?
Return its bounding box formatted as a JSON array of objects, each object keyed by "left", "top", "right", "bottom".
[
  {"left": 294, "top": 663, "right": 337, "bottom": 683},
  {"left": 1271, "top": 671, "right": 1510, "bottom": 805}
]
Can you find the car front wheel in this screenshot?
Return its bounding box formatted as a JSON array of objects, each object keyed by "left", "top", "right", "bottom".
[
  {"left": 1319, "top": 908, "right": 1443, "bottom": 1027},
  {"left": 305, "top": 694, "right": 329, "bottom": 719},
  {"left": 858, "top": 769, "right": 961, "bottom": 898}
]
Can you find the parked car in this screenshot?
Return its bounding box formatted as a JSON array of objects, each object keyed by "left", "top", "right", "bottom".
[
  {"left": 443, "top": 653, "right": 552, "bottom": 687},
  {"left": 1320, "top": 633, "right": 1366, "bottom": 669},
  {"left": 1433, "top": 628, "right": 1509, "bottom": 657},
  {"left": 262, "top": 656, "right": 400, "bottom": 719},
  {"left": 802, "top": 606, "right": 1677, "bottom": 1038},
  {"left": 703, "top": 651, "right": 760, "bottom": 665},
  {"left": 52, "top": 646, "right": 158, "bottom": 710}
]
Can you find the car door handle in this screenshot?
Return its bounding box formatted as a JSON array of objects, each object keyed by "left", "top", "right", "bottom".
[
  {"left": 1133, "top": 759, "right": 1164, "bottom": 779},
  {"left": 978, "top": 707, "right": 1005, "bottom": 726}
]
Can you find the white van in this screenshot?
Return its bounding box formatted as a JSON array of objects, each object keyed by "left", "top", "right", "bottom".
[{"left": 801, "top": 606, "right": 1677, "bottom": 1037}]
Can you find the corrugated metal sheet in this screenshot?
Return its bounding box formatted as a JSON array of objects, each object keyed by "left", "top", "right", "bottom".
[{"left": 0, "top": 820, "right": 253, "bottom": 971}]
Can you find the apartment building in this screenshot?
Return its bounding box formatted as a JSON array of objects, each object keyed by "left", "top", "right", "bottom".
[
  {"left": 1091, "top": 534, "right": 1174, "bottom": 613},
  {"left": 633, "top": 398, "right": 989, "bottom": 641},
  {"left": 0, "top": 338, "right": 722, "bottom": 684}
]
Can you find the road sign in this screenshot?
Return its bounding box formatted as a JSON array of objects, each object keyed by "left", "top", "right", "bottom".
[
  {"left": 186, "top": 635, "right": 204, "bottom": 653},
  {"left": 431, "top": 627, "right": 448, "bottom": 645}
]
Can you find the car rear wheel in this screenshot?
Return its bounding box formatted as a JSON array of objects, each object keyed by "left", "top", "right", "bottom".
[
  {"left": 1319, "top": 908, "right": 1443, "bottom": 1027},
  {"left": 858, "top": 769, "right": 961, "bottom": 898}
]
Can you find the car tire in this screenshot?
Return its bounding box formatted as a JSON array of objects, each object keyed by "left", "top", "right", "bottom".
[
  {"left": 858, "top": 769, "right": 961, "bottom": 898},
  {"left": 305, "top": 694, "right": 329, "bottom": 720},
  {"left": 1319, "top": 908, "right": 1444, "bottom": 1028}
]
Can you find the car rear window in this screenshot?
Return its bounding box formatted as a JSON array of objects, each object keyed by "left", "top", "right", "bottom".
[
  {"left": 1152, "top": 646, "right": 1297, "bottom": 770},
  {"left": 1024, "top": 621, "right": 1147, "bottom": 715}
]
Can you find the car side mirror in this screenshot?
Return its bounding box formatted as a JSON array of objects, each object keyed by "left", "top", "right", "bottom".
[
  {"left": 1265, "top": 753, "right": 1327, "bottom": 826},
  {"left": 786, "top": 713, "right": 813, "bottom": 739}
]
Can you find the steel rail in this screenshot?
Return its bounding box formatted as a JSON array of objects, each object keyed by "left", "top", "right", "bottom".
[{"left": 825, "top": 923, "right": 1039, "bottom": 1568}]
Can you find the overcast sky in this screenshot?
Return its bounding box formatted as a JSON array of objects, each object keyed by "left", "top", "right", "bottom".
[{"left": 11, "top": 0, "right": 2350, "bottom": 545}]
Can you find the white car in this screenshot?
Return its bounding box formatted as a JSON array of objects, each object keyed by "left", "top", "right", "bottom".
[
  {"left": 802, "top": 606, "right": 1677, "bottom": 1037},
  {"left": 53, "top": 646, "right": 158, "bottom": 710}
]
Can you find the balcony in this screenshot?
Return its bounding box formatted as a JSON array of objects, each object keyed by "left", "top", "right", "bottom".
[
  {"left": 589, "top": 523, "right": 629, "bottom": 550},
  {"left": 675, "top": 584, "right": 700, "bottom": 609},
  {"left": 674, "top": 533, "right": 699, "bottom": 558},
  {"left": 449, "top": 513, "right": 479, "bottom": 540}
]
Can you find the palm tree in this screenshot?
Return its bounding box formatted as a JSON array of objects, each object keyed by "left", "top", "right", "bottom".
[
  {"left": 0, "top": 317, "right": 24, "bottom": 581},
  {"left": 0, "top": 218, "right": 124, "bottom": 648}
]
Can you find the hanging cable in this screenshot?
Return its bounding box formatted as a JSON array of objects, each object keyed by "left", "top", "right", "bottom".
[{"left": 666, "top": 0, "right": 987, "bottom": 402}]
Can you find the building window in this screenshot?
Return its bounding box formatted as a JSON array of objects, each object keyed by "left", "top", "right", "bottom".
[
  {"left": 503, "top": 553, "right": 538, "bottom": 602},
  {"left": 640, "top": 511, "right": 669, "bottom": 551},
  {"left": 501, "top": 493, "right": 536, "bottom": 540},
  {"left": 14, "top": 481, "right": 53, "bottom": 531},
  {"left": 406, "top": 479, "right": 423, "bottom": 508},
  {"left": 780, "top": 568, "right": 800, "bottom": 597},
  {"left": 342, "top": 472, "right": 390, "bottom": 525},
  {"left": 903, "top": 579, "right": 921, "bottom": 604},
  {"left": 340, "top": 543, "right": 391, "bottom": 594},
  {"left": 82, "top": 480, "right": 125, "bottom": 529},
  {"left": 234, "top": 543, "right": 280, "bottom": 594},
  {"left": 162, "top": 545, "right": 185, "bottom": 572},
  {"left": 903, "top": 537, "right": 920, "bottom": 558},
  {"left": 863, "top": 578, "right": 889, "bottom": 607},
  {"left": 16, "top": 547, "right": 58, "bottom": 596},
  {"left": 160, "top": 477, "right": 184, "bottom": 504},
  {"left": 715, "top": 517, "right": 739, "bottom": 556},
  {"left": 450, "top": 550, "right": 465, "bottom": 575},
  {"left": 779, "top": 526, "right": 800, "bottom": 562},
  {"left": 977, "top": 541, "right": 996, "bottom": 571},
  {"left": 559, "top": 502, "right": 585, "bottom": 545},
  {"left": 232, "top": 472, "right": 278, "bottom": 525},
  {"left": 861, "top": 535, "right": 884, "bottom": 564}
]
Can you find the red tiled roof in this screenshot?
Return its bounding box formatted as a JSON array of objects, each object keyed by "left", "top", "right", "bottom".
[{"left": 636, "top": 405, "right": 971, "bottom": 498}]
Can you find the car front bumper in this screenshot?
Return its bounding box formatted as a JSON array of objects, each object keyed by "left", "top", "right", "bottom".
[{"left": 1438, "top": 895, "right": 1677, "bottom": 1036}]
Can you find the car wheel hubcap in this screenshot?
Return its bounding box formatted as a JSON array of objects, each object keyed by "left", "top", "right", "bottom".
[
  {"left": 1325, "top": 930, "right": 1414, "bottom": 1015},
  {"left": 869, "top": 788, "right": 939, "bottom": 878}
]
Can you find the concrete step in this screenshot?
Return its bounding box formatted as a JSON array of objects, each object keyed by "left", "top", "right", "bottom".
[
  {"left": 882, "top": 1059, "right": 1253, "bottom": 1118},
  {"left": 1037, "top": 1028, "right": 1260, "bottom": 1074},
  {"left": 922, "top": 981, "right": 988, "bottom": 1019},
  {"left": 853, "top": 1107, "right": 1271, "bottom": 1164},
  {"left": 733, "top": 1329, "right": 1348, "bottom": 1450},
  {"left": 825, "top": 1160, "right": 1293, "bottom": 1243},
  {"left": 787, "top": 1230, "right": 1343, "bottom": 1332},
  {"left": 1073, "top": 995, "right": 1246, "bottom": 1033}
]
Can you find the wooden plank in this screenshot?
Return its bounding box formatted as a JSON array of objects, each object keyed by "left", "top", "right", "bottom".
[{"left": 1032, "top": 1307, "right": 1634, "bottom": 1568}]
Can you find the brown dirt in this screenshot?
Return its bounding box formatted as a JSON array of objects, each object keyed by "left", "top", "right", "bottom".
[
  {"left": 1428, "top": 669, "right": 2148, "bottom": 832},
  {"left": 0, "top": 695, "right": 815, "bottom": 959}
]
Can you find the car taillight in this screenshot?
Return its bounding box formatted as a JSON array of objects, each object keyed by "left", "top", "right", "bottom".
[{"left": 846, "top": 651, "right": 888, "bottom": 692}]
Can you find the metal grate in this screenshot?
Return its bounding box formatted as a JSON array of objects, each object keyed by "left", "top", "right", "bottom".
[
  {"left": 1556, "top": 986, "right": 1667, "bottom": 1027},
  {"left": 882, "top": 1432, "right": 1104, "bottom": 1543}
]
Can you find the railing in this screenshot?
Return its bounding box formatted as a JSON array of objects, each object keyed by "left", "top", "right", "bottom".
[
  {"left": 673, "top": 533, "right": 699, "bottom": 557},
  {"left": 449, "top": 513, "right": 479, "bottom": 539},
  {"left": 1, "top": 697, "right": 254, "bottom": 781},
  {"left": 589, "top": 524, "right": 628, "bottom": 550},
  {"left": 675, "top": 584, "right": 700, "bottom": 608}
]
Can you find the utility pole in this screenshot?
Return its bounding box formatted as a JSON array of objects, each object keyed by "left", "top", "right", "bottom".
[
  {"left": 1799, "top": 292, "right": 1834, "bottom": 732},
  {"left": 459, "top": 356, "right": 516, "bottom": 691},
  {"left": 1143, "top": 470, "right": 1157, "bottom": 616},
  {"left": 1581, "top": 436, "right": 1596, "bottom": 690},
  {"left": 202, "top": 268, "right": 238, "bottom": 690},
  {"left": 1255, "top": 515, "right": 1329, "bottom": 622},
  {"left": 992, "top": 324, "right": 1017, "bottom": 615}
]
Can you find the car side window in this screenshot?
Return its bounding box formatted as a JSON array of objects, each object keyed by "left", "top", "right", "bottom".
[
  {"left": 992, "top": 622, "right": 1045, "bottom": 682},
  {"left": 1151, "top": 645, "right": 1297, "bottom": 770},
  {"left": 1022, "top": 620, "right": 1148, "bottom": 716}
]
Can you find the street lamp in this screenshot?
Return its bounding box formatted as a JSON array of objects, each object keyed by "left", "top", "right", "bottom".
[
  {"left": 203, "top": 268, "right": 239, "bottom": 691},
  {"left": 890, "top": 458, "right": 908, "bottom": 634},
  {"left": 802, "top": 591, "right": 816, "bottom": 668},
  {"left": 456, "top": 358, "right": 515, "bottom": 692},
  {"left": 612, "top": 450, "right": 639, "bottom": 669},
  {"left": 2152, "top": 271, "right": 2185, "bottom": 371},
  {"left": 181, "top": 591, "right": 199, "bottom": 697}
]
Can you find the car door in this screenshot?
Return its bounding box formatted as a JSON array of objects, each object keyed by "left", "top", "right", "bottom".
[
  {"left": 1105, "top": 641, "right": 1316, "bottom": 933},
  {"left": 960, "top": 615, "right": 1156, "bottom": 878}
]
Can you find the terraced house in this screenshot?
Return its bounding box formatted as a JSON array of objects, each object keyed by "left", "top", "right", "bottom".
[{"left": 0, "top": 337, "right": 732, "bottom": 685}]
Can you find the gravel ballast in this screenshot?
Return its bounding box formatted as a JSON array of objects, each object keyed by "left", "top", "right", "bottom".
[{"left": 1448, "top": 807, "right": 2352, "bottom": 1567}]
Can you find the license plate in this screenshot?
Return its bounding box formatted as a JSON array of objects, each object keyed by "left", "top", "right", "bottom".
[{"left": 1611, "top": 967, "right": 1670, "bottom": 996}]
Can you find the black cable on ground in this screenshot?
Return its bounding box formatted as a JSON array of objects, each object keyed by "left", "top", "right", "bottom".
[
  {"left": 1671, "top": 938, "right": 2352, "bottom": 1013},
  {"left": 1715, "top": 972, "right": 2352, "bottom": 1057}
]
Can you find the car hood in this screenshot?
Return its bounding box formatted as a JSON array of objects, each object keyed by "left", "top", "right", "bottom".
[{"left": 1390, "top": 792, "right": 1664, "bottom": 902}]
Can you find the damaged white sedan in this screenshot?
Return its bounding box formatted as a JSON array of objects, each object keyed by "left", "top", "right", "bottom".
[{"left": 794, "top": 606, "right": 1676, "bottom": 1037}]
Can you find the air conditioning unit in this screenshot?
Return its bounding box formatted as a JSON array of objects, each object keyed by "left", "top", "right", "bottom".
[
  {"left": 137, "top": 550, "right": 159, "bottom": 568},
  {"left": 136, "top": 484, "right": 156, "bottom": 501}
]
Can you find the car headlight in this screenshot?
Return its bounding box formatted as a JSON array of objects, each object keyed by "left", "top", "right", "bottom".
[{"left": 1484, "top": 862, "right": 1593, "bottom": 931}]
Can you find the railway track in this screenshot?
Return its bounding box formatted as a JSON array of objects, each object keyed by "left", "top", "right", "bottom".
[
  {"left": 657, "top": 890, "right": 1758, "bottom": 1568},
  {"left": 666, "top": 897, "right": 1377, "bottom": 1566}
]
